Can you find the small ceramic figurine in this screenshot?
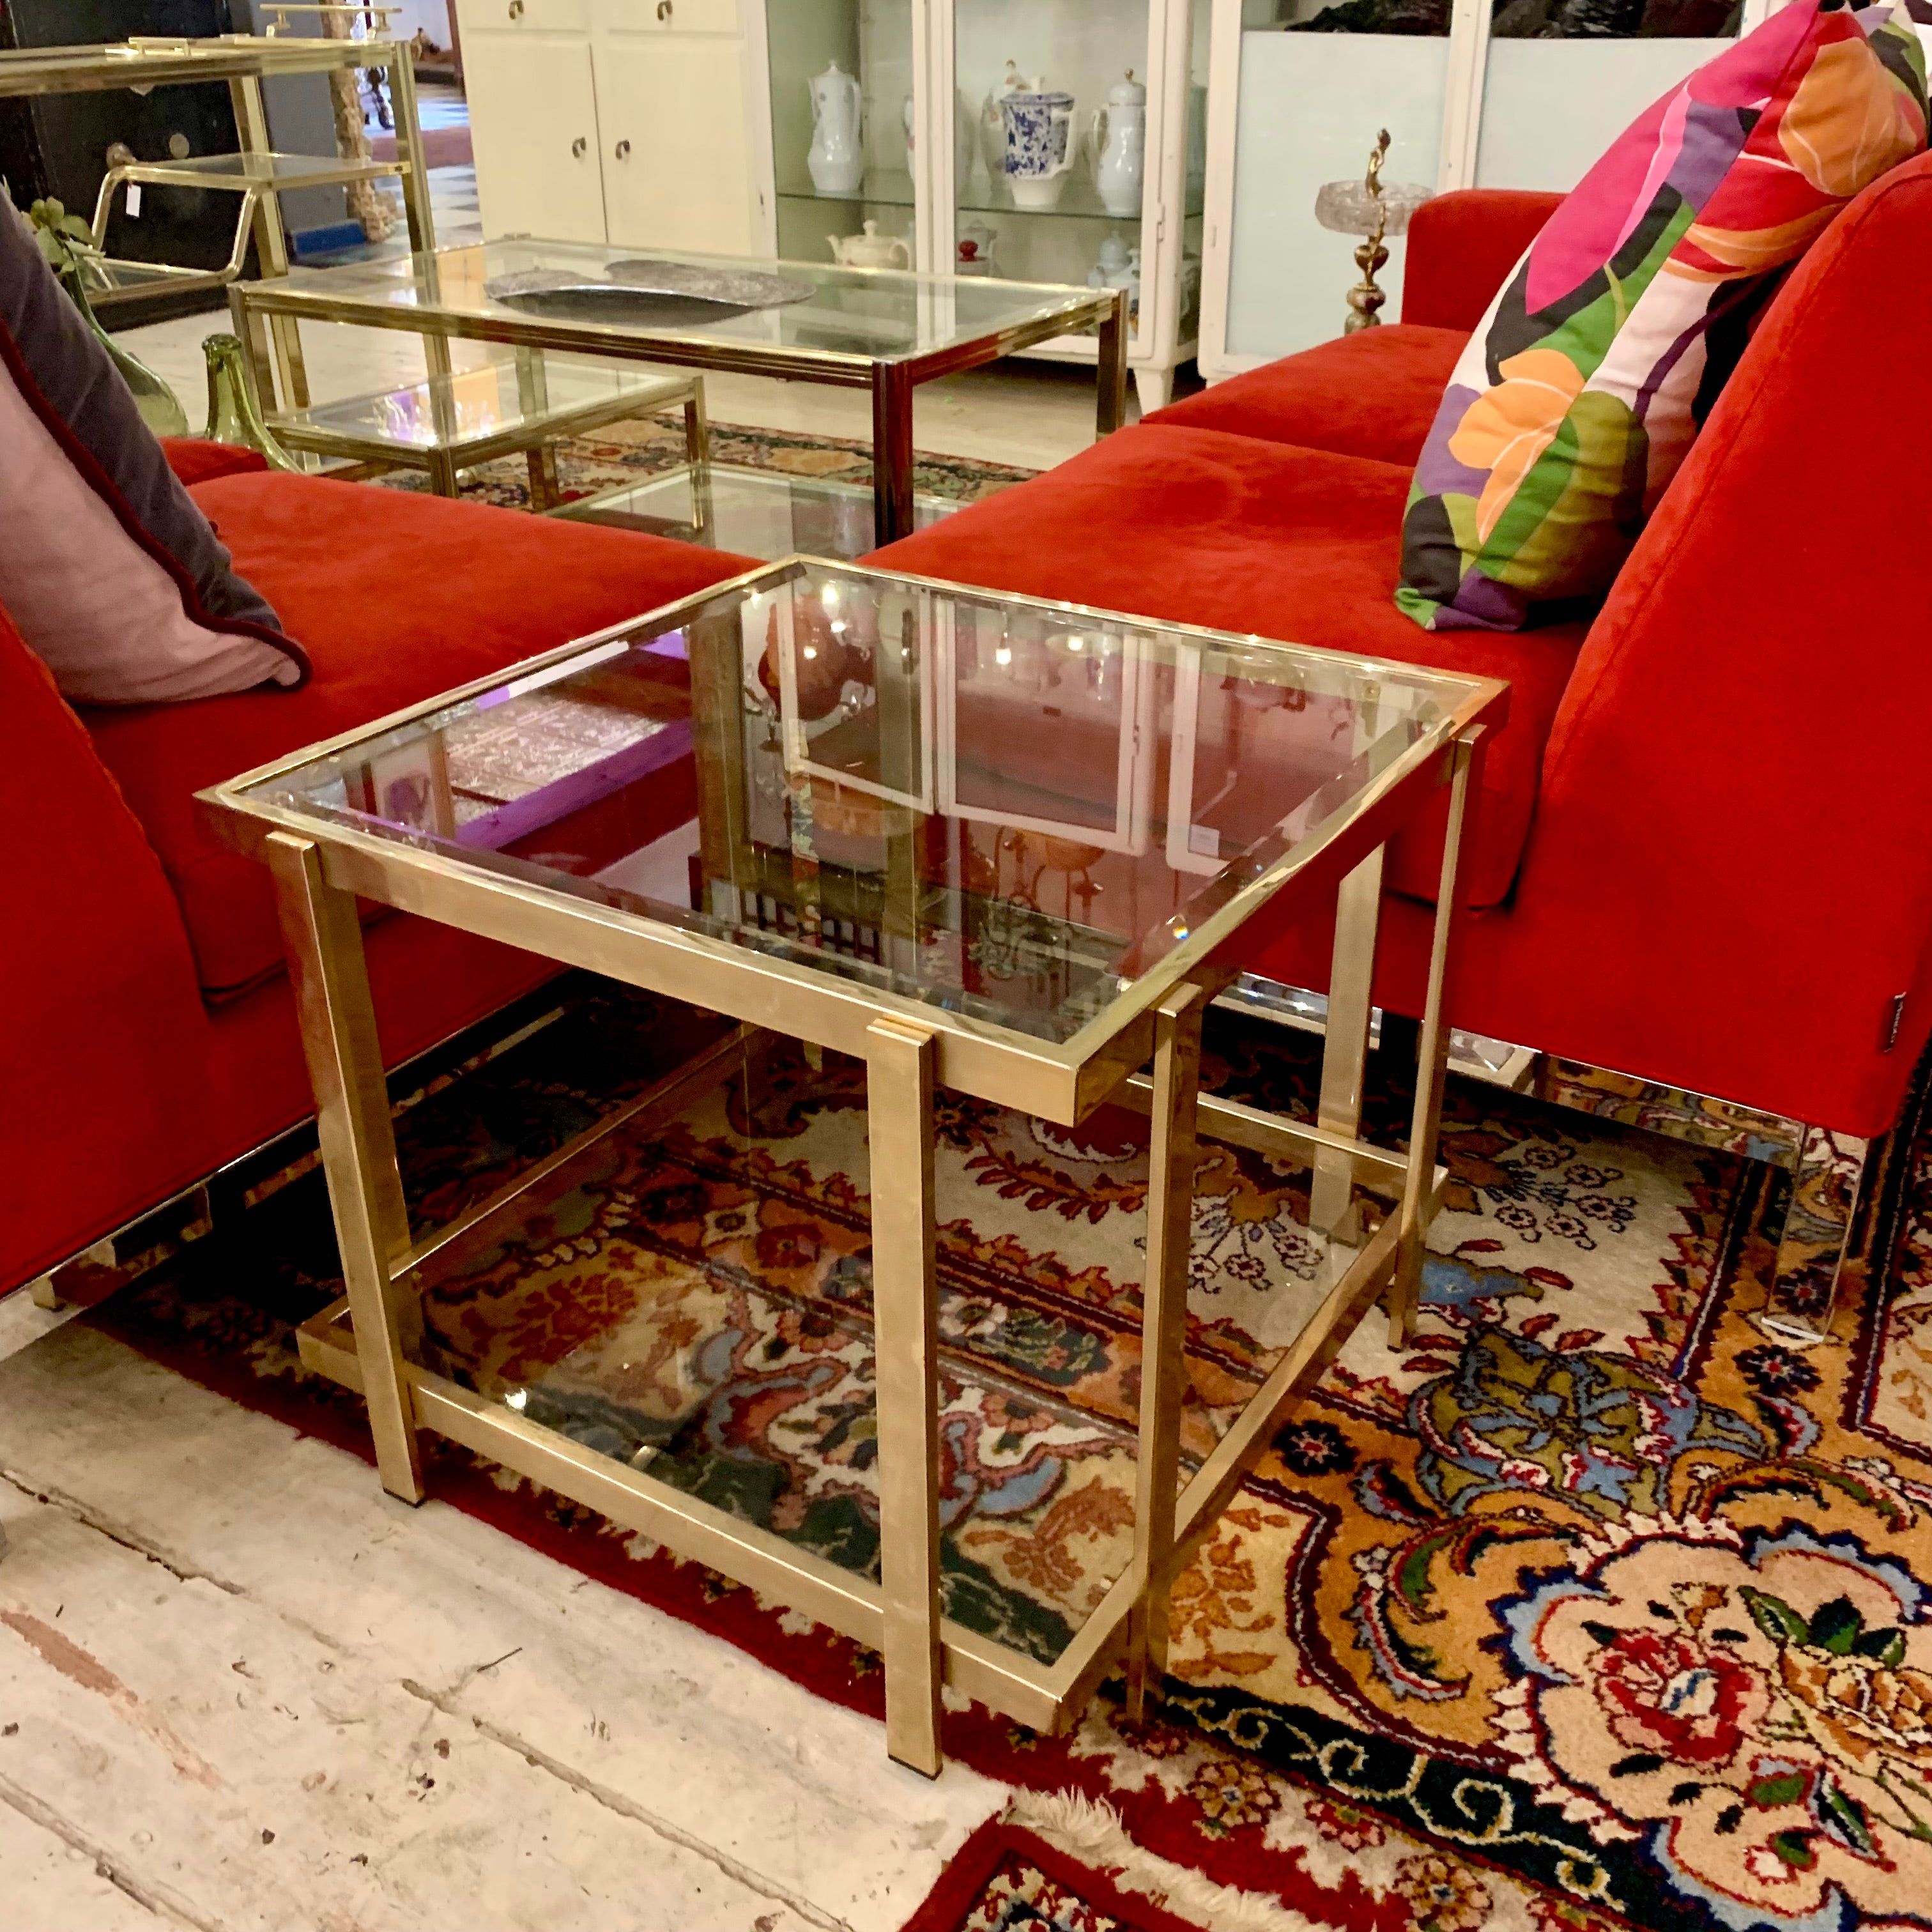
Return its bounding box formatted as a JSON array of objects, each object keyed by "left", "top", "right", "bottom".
[
  {"left": 808, "top": 61, "right": 864, "bottom": 195},
  {"left": 1001, "top": 77, "right": 1077, "bottom": 211},
  {"left": 829, "top": 219, "right": 911, "bottom": 269},
  {"left": 1093, "top": 70, "right": 1146, "bottom": 219}
]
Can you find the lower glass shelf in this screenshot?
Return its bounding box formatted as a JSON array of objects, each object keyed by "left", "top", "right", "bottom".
[
  {"left": 269, "top": 356, "right": 695, "bottom": 466},
  {"left": 303, "top": 1031, "right": 1395, "bottom": 1675},
  {"left": 551, "top": 462, "right": 956, "bottom": 562}
]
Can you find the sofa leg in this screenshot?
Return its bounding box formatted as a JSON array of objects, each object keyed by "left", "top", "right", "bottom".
[{"left": 1757, "top": 1124, "right": 1871, "bottom": 1348}]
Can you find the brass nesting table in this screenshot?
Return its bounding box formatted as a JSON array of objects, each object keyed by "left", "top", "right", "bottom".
[{"left": 201, "top": 557, "right": 1506, "bottom": 1774}]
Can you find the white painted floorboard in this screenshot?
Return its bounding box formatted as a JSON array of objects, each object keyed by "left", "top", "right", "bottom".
[{"left": 0, "top": 1321, "right": 1005, "bottom": 1931}]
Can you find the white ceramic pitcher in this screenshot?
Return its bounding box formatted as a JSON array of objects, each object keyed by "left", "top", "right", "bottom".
[
  {"left": 1093, "top": 70, "right": 1147, "bottom": 219},
  {"left": 808, "top": 61, "right": 864, "bottom": 195}
]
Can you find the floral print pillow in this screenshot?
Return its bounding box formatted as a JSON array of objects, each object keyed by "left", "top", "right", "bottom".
[{"left": 1396, "top": 0, "right": 1928, "bottom": 633}]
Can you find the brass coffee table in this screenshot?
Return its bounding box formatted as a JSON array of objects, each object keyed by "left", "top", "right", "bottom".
[
  {"left": 229, "top": 241, "right": 1126, "bottom": 542},
  {"left": 201, "top": 558, "right": 1506, "bottom": 1774}
]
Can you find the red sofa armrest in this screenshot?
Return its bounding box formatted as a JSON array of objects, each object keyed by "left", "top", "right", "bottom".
[
  {"left": 1401, "top": 189, "right": 1565, "bottom": 331},
  {"left": 161, "top": 437, "right": 270, "bottom": 488}
]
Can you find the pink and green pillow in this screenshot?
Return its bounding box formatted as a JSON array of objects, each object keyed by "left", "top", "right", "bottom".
[{"left": 1397, "top": 0, "right": 1928, "bottom": 633}]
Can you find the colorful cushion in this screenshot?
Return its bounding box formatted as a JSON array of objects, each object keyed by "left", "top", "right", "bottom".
[
  {"left": 1397, "top": 0, "right": 1928, "bottom": 632},
  {"left": 0, "top": 202, "right": 306, "bottom": 702}
]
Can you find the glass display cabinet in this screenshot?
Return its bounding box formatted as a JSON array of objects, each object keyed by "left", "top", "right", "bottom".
[
  {"left": 760, "top": 0, "right": 1209, "bottom": 411},
  {"left": 1197, "top": 0, "right": 1772, "bottom": 378}
]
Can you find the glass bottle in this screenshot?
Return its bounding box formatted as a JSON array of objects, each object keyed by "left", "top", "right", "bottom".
[
  {"left": 199, "top": 333, "right": 304, "bottom": 471},
  {"left": 56, "top": 263, "right": 189, "bottom": 439}
]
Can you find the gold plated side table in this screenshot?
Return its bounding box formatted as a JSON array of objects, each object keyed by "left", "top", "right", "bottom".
[{"left": 201, "top": 558, "right": 1506, "bottom": 1774}]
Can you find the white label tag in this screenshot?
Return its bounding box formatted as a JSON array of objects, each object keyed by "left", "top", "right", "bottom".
[
  {"left": 125, "top": 183, "right": 142, "bottom": 218},
  {"left": 1188, "top": 824, "right": 1220, "bottom": 859}
]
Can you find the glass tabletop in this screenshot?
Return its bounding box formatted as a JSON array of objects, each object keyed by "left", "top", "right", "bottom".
[
  {"left": 247, "top": 237, "right": 1114, "bottom": 368},
  {"left": 224, "top": 560, "right": 1501, "bottom": 1056},
  {"left": 271, "top": 355, "right": 691, "bottom": 457}
]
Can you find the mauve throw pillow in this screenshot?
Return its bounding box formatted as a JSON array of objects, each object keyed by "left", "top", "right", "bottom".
[
  {"left": 1397, "top": 0, "right": 1928, "bottom": 632},
  {"left": 0, "top": 203, "right": 307, "bottom": 702}
]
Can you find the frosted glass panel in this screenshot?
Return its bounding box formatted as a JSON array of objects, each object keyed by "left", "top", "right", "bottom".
[
  {"left": 1474, "top": 40, "right": 1733, "bottom": 191},
  {"left": 1224, "top": 33, "right": 1447, "bottom": 360}
]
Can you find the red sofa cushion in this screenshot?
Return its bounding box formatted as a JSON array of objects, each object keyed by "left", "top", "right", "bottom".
[
  {"left": 1400, "top": 189, "right": 1565, "bottom": 332},
  {"left": 870, "top": 424, "right": 1581, "bottom": 909},
  {"left": 85, "top": 474, "right": 756, "bottom": 997},
  {"left": 1142, "top": 323, "right": 1468, "bottom": 468},
  {"left": 160, "top": 437, "right": 270, "bottom": 487}
]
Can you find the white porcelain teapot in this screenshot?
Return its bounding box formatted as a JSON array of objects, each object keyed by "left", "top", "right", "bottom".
[
  {"left": 829, "top": 220, "right": 910, "bottom": 270},
  {"left": 808, "top": 61, "right": 863, "bottom": 195}
]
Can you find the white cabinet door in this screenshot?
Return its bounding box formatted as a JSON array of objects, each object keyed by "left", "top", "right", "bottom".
[
  {"left": 593, "top": 38, "right": 757, "bottom": 252},
  {"left": 461, "top": 29, "right": 608, "bottom": 243}
]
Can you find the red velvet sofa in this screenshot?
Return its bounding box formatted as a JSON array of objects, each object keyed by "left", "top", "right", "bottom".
[
  {"left": 10, "top": 164, "right": 1926, "bottom": 1313},
  {"left": 0, "top": 467, "right": 755, "bottom": 1297},
  {"left": 869, "top": 161, "right": 1932, "bottom": 1306}
]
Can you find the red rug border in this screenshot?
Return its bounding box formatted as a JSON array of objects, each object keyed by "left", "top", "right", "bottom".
[{"left": 899, "top": 1816, "right": 1210, "bottom": 1932}]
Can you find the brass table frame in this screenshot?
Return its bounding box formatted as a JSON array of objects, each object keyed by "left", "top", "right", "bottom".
[
  {"left": 199, "top": 559, "right": 1507, "bottom": 1774},
  {"left": 227, "top": 256, "right": 1128, "bottom": 545},
  {"left": 0, "top": 34, "right": 434, "bottom": 366},
  {"left": 268, "top": 361, "right": 709, "bottom": 508}
]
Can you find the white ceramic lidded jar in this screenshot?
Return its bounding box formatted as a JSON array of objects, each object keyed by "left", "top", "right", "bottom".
[
  {"left": 1094, "top": 70, "right": 1146, "bottom": 220},
  {"left": 808, "top": 61, "right": 864, "bottom": 195}
]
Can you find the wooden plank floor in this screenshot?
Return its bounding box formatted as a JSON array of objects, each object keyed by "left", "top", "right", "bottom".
[{"left": 0, "top": 1315, "right": 1002, "bottom": 1930}]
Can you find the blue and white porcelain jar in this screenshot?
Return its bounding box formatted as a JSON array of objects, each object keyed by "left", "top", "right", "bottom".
[{"left": 1000, "top": 82, "right": 1077, "bottom": 210}]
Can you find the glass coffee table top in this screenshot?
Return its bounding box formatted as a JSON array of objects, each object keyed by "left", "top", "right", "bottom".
[
  {"left": 224, "top": 558, "right": 1503, "bottom": 1057},
  {"left": 249, "top": 238, "right": 1114, "bottom": 368},
  {"left": 552, "top": 463, "right": 956, "bottom": 561},
  {"left": 268, "top": 355, "right": 693, "bottom": 459}
]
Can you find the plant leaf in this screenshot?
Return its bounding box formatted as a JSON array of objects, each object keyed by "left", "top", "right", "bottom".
[
  {"left": 1852, "top": 1626, "right": 1906, "bottom": 1666},
  {"left": 1808, "top": 1596, "right": 1864, "bottom": 1655},
  {"left": 1740, "top": 1587, "right": 1809, "bottom": 1646}
]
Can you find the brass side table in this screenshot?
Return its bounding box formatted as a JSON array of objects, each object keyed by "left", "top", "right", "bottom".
[{"left": 201, "top": 557, "right": 1506, "bottom": 1775}]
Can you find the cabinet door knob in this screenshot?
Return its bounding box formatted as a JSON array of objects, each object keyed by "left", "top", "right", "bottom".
[
  {"left": 507, "top": 0, "right": 523, "bottom": 16},
  {"left": 571, "top": 136, "right": 587, "bottom": 158},
  {"left": 615, "top": 139, "right": 632, "bottom": 159},
  {"left": 656, "top": 0, "right": 673, "bottom": 17}
]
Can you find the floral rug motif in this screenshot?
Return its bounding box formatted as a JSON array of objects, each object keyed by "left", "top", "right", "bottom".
[
  {"left": 370, "top": 412, "right": 1036, "bottom": 516},
  {"left": 84, "top": 981, "right": 1932, "bottom": 1932}
]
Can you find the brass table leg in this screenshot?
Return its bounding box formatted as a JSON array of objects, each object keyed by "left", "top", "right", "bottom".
[
  {"left": 268, "top": 833, "right": 424, "bottom": 1503},
  {"left": 1124, "top": 983, "right": 1204, "bottom": 1722},
  {"left": 1388, "top": 735, "right": 1480, "bottom": 1347},
  {"left": 871, "top": 364, "right": 916, "bottom": 548},
  {"left": 1096, "top": 290, "right": 1129, "bottom": 436},
  {"left": 1310, "top": 848, "right": 1384, "bottom": 1236},
  {"left": 684, "top": 381, "right": 715, "bottom": 543},
  {"left": 868, "top": 1014, "right": 944, "bottom": 1775}
]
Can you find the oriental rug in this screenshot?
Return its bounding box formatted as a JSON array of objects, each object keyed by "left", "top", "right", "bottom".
[
  {"left": 84, "top": 980, "right": 1932, "bottom": 1932},
  {"left": 371, "top": 413, "right": 1037, "bottom": 516}
]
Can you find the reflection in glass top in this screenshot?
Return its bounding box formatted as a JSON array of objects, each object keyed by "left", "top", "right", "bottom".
[
  {"left": 261, "top": 238, "right": 1108, "bottom": 365},
  {"left": 239, "top": 561, "right": 1477, "bottom": 1046}
]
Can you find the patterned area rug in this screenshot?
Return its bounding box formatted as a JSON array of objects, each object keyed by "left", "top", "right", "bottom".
[
  {"left": 84, "top": 981, "right": 1932, "bottom": 1932},
  {"left": 370, "top": 411, "right": 1037, "bottom": 516}
]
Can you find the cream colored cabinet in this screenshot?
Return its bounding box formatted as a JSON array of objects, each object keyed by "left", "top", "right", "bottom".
[{"left": 459, "top": 0, "right": 763, "bottom": 250}]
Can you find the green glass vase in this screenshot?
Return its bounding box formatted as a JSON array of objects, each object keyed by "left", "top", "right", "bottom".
[
  {"left": 57, "top": 263, "right": 189, "bottom": 439},
  {"left": 200, "top": 333, "right": 303, "bottom": 471}
]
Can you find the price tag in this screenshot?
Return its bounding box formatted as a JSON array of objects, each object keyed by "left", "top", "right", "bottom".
[{"left": 125, "top": 183, "right": 142, "bottom": 218}]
